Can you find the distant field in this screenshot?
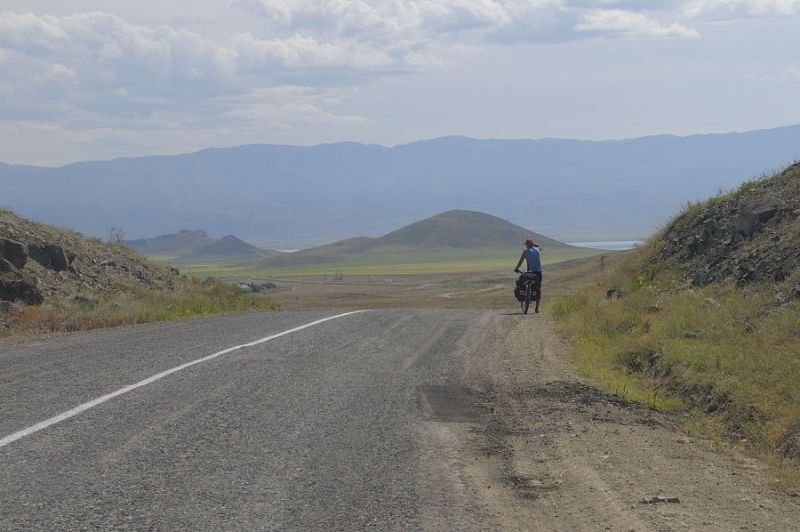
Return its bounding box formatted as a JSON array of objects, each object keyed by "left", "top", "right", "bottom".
[{"left": 171, "top": 247, "right": 603, "bottom": 279}]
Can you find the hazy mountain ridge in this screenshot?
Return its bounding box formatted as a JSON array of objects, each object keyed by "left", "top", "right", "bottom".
[
  {"left": 124, "top": 230, "right": 280, "bottom": 260},
  {"left": 124, "top": 230, "right": 214, "bottom": 255},
  {"left": 2, "top": 125, "right": 800, "bottom": 245}
]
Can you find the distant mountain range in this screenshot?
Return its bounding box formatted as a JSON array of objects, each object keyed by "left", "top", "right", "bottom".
[
  {"left": 259, "top": 209, "right": 571, "bottom": 267},
  {"left": 124, "top": 230, "right": 281, "bottom": 261},
  {"left": 2, "top": 124, "right": 800, "bottom": 245}
]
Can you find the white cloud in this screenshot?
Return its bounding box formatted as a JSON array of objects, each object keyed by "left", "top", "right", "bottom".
[
  {"left": 0, "top": 12, "right": 239, "bottom": 117},
  {"left": 0, "top": 6, "right": 701, "bottom": 120},
  {"left": 230, "top": 1, "right": 697, "bottom": 44},
  {"left": 232, "top": 0, "right": 514, "bottom": 44},
  {"left": 685, "top": 0, "right": 800, "bottom": 19},
  {"left": 575, "top": 9, "right": 700, "bottom": 37},
  {"left": 231, "top": 33, "right": 403, "bottom": 74},
  {"left": 215, "top": 86, "right": 367, "bottom": 125},
  {"left": 0, "top": 11, "right": 423, "bottom": 123},
  {"left": 223, "top": 101, "right": 369, "bottom": 128}
]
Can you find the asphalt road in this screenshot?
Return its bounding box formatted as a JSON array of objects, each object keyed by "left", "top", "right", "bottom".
[{"left": 0, "top": 309, "right": 489, "bottom": 531}]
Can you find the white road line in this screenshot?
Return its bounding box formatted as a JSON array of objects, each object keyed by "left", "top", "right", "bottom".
[{"left": 0, "top": 311, "right": 365, "bottom": 450}]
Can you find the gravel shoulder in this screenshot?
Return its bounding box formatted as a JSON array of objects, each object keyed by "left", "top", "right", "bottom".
[{"left": 458, "top": 312, "right": 800, "bottom": 531}]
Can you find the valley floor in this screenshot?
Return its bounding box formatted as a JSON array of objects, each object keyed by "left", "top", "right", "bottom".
[{"left": 255, "top": 254, "right": 604, "bottom": 311}]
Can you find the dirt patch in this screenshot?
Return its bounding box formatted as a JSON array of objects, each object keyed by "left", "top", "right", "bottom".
[
  {"left": 417, "top": 385, "right": 482, "bottom": 423},
  {"left": 508, "top": 381, "right": 628, "bottom": 407}
]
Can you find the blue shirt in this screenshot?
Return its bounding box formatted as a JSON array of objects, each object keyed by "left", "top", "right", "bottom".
[{"left": 523, "top": 247, "right": 542, "bottom": 273}]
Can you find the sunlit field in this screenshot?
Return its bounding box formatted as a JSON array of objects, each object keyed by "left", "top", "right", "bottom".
[{"left": 165, "top": 247, "right": 602, "bottom": 279}]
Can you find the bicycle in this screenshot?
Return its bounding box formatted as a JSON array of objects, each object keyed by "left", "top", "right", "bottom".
[{"left": 514, "top": 270, "right": 541, "bottom": 315}]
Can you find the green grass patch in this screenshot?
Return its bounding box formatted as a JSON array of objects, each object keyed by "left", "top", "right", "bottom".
[
  {"left": 176, "top": 247, "right": 602, "bottom": 279},
  {"left": 550, "top": 289, "right": 683, "bottom": 412}
]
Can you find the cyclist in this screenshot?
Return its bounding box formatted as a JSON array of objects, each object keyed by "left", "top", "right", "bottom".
[{"left": 514, "top": 238, "right": 542, "bottom": 313}]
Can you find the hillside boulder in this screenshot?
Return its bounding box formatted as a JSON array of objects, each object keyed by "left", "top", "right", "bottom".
[
  {"left": 733, "top": 201, "right": 780, "bottom": 240},
  {"left": 30, "top": 244, "right": 70, "bottom": 272},
  {"left": 0, "top": 258, "right": 43, "bottom": 305},
  {"left": 0, "top": 237, "right": 27, "bottom": 269}
]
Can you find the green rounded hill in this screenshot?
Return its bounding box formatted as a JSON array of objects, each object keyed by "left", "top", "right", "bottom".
[{"left": 260, "top": 210, "right": 578, "bottom": 268}]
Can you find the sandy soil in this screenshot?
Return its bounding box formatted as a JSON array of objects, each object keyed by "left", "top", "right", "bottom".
[{"left": 458, "top": 312, "right": 800, "bottom": 531}]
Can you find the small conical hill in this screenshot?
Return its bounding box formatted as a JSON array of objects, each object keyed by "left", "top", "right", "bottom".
[
  {"left": 260, "top": 210, "right": 573, "bottom": 267},
  {"left": 378, "top": 210, "right": 566, "bottom": 249}
]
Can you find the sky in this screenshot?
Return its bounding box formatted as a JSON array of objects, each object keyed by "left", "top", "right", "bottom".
[{"left": 1, "top": 0, "right": 799, "bottom": 166}]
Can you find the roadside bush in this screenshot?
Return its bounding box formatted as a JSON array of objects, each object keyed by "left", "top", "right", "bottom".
[{"left": 6, "top": 278, "right": 277, "bottom": 336}]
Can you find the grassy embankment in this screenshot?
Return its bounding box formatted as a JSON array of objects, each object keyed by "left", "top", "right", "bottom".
[
  {"left": 550, "top": 208, "right": 800, "bottom": 478},
  {"left": 6, "top": 278, "right": 277, "bottom": 337},
  {"left": 168, "top": 247, "right": 601, "bottom": 280}
]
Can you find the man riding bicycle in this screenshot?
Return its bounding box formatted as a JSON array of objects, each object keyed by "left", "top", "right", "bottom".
[{"left": 514, "top": 238, "right": 542, "bottom": 313}]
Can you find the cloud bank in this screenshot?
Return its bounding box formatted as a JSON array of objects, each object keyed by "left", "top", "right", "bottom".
[
  {"left": 0, "top": 3, "right": 699, "bottom": 127},
  {"left": 1, "top": 1, "right": 796, "bottom": 164},
  {"left": 685, "top": 0, "right": 800, "bottom": 19}
]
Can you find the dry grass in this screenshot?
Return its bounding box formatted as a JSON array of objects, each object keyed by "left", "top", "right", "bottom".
[
  {"left": 549, "top": 243, "right": 800, "bottom": 472},
  {"left": 6, "top": 278, "right": 277, "bottom": 336}
]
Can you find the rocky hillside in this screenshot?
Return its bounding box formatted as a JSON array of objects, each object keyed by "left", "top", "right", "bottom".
[
  {"left": 651, "top": 162, "right": 800, "bottom": 291},
  {"left": 1, "top": 209, "right": 178, "bottom": 308}
]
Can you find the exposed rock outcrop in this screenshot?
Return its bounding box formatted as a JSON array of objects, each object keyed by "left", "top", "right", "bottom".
[
  {"left": 0, "top": 257, "right": 43, "bottom": 304},
  {"left": 0, "top": 237, "right": 27, "bottom": 269},
  {"left": 29, "top": 243, "right": 71, "bottom": 272},
  {"left": 0, "top": 209, "right": 177, "bottom": 306},
  {"left": 651, "top": 162, "right": 800, "bottom": 288}
]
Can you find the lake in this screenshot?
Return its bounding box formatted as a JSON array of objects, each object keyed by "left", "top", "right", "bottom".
[{"left": 567, "top": 240, "right": 642, "bottom": 251}]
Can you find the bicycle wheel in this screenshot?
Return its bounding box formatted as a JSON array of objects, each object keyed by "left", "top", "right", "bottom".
[{"left": 523, "top": 284, "right": 531, "bottom": 314}]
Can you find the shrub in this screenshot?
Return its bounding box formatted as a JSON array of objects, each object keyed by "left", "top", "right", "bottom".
[{"left": 5, "top": 278, "right": 277, "bottom": 336}]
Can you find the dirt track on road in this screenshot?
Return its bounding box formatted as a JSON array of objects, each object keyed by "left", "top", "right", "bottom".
[{"left": 458, "top": 313, "right": 800, "bottom": 531}]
